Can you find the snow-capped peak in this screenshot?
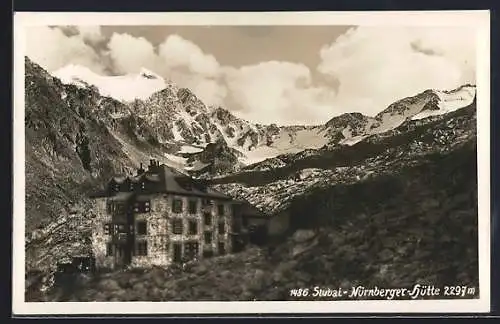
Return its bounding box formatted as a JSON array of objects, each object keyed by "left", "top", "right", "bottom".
[
  {"left": 138, "top": 67, "right": 162, "bottom": 80},
  {"left": 52, "top": 64, "right": 167, "bottom": 102},
  {"left": 411, "top": 84, "right": 476, "bottom": 120},
  {"left": 52, "top": 64, "right": 99, "bottom": 87}
]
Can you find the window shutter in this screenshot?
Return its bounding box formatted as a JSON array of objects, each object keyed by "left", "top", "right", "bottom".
[{"left": 172, "top": 219, "right": 183, "bottom": 234}]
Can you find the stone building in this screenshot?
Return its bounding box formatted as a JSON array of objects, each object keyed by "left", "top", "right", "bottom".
[{"left": 90, "top": 159, "right": 240, "bottom": 270}]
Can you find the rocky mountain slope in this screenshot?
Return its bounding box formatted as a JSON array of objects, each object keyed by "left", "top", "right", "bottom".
[
  {"left": 50, "top": 62, "right": 476, "bottom": 174},
  {"left": 210, "top": 96, "right": 476, "bottom": 215},
  {"left": 24, "top": 57, "right": 478, "bottom": 301},
  {"left": 24, "top": 57, "right": 187, "bottom": 277},
  {"left": 34, "top": 137, "right": 478, "bottom": 302}
]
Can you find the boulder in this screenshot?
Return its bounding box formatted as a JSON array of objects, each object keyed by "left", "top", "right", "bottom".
[{"left": 292, "top": 229, "right": 316, "bottom": 243}]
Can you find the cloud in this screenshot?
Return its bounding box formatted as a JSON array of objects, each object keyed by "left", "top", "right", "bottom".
[
  {"left": 318, "top": 26, "right": 476, "bottom": 116},
  {"left": 156, "top": 35, "right": 226, "bottom": 105},
  {"left": 25, "top": 26, "right": 476, "bottom": 125},
  {"left": 25, "top": 26, "right": 106, "bottom": 74},
  {"left": 106, "top": 33, "right": 160, "bottom": 74},
  {"left": 75, "top": 26, "right": 105, "bottom": 44},
  {"left": 103, "top": 33, "right": 227, "bottom": 106},
  {"left": 158, "top": 35, "right": 221, "bottom": 77},
  {"left": 224, "top": 61, "right": 336, "bottom": 125}
]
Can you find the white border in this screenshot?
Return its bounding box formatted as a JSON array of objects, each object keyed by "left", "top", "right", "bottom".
[{"left": 12, "top": 11, "right": 491, "bottom": 315}]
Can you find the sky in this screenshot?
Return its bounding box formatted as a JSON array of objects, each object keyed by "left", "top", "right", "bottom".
[{"left": 25, "top": 25, "right": 477, "bottom": 125}]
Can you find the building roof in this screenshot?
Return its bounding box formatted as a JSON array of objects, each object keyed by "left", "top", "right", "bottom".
[
  {"left": 108, "top": 192, "right": 134, "bottom": 202},
  {"left": 232, "top": 198, "right": 268, "bottom": 218},
  {"left": 111, "top": 176, "right": 128, "bottom": 184},
  {"left": 160, "top": 165, "right": 230, "bottom": 199},
  {"left": 91, "top": 162, "right": 231, "bottom": 200}
]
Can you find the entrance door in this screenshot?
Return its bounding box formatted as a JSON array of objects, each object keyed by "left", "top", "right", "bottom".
[
  {"left": 231, "top": 235, "right": 246, "bottom": 253},
  {"left": 248, "top": 225, "right": 268, "bottom": 245},
  {"left": 114, "top": 244, "right": 129, "bottom": 268},
  {"left": 184, "top": 242, "right": 199, "bottom": 261},
  {"left": 172, "top": 243, "right": 182, "bottom": 263}
]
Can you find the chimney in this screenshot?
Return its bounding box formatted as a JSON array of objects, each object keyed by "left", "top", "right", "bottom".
[
  {"left": 148, "top": 159, "right": 160, "bottom": 173},
  {"left": 137, "top": 163, "right": 145, "bottom": 175}
]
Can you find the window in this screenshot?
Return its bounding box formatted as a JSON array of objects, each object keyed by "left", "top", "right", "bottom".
[
  {"left": 218, "top": 221, "right": 226, "bottom": 234},
  {"left": 218, "top": 242, "right": 226, "bottom": 255},
  {"left": 117, "top": 224, "right": 127, "bottom": 233},
  {"left": 129, "top": 183, "right": 134, "bottom": 191},
  {"left": 188, "top": 200, "right": 198, "bottom": 214},
  {"left": 106, "top": 243, "right": 113, "bottom": 256},
  {"left": 136, "top": 221, "right": 147, "bottom": 235},
  {"left": 172, "top": 199, "right": 183, "bottom": 213},
  {"left": 134, "top": 201, "right": 151, "bottom": 213},
  {"left": 188, "top": 219, "right": 198, "bottom": 235},
  {"left": 104, "top": 223, "right": 111, "bottom": 235},
  {"left": 136, "top": 241, "right": 148, "bottom": 256},
  {"left": 172, "top": 243, "right": 182, "bottom": 263},
  {"left": 204, "top": 212, "right": 212, "bottom": 226},
  {"left": 172, "top": 218, "right": 183, "bottom": 234},
  {"left": 204, "top": 231, "right": 213, "bottom": 244},
  {"left": 141, "top": 182, "right": 145, "bottom": 190},
  {"left": 184, "top": 242, "right": 199, "bottom": 260},
  {"left": 217, "top": 204, "right": 225, "bottom": 216},
  {"left": 114, "top": 203, "right": 125, "bottom": 215}
]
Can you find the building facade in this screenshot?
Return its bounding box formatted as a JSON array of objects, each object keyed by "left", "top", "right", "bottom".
[{"left": 90, "top": 159, "right": 239, "bottom": 270}]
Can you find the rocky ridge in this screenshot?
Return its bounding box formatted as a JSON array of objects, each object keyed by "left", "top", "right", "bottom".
[
  {"left": 50, "top": 61, "right": 477, "bottom": 175},
  {"left": 210, "top": 97, "right": 477, "bottom": 215}
]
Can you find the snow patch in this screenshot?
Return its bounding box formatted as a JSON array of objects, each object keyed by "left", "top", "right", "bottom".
[
  {"left": 412, "top": 87, "right": 475, "bottom": 121},
  {"left": 185, "top": 161, "right": 210, "bottom": 171},
  {"left": 339, "top": 135, "right": 367, "bottom": 146},
  {"left": 296, "top": 168, "right": 324, "bottom": 180},
  {"left": 163, "top": 153, "right": 187, "bottom": 166},
  {"left": 171, "top": 124, "right": 184, "bottom": 141},
  {"left": 53, "top": 64, "right": 167, "bottom": 102},
  {"left": 178, "top": 145, "right": 204, "bottom": 154}
]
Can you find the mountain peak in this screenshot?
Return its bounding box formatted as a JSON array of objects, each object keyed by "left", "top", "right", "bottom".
[
  {"left": 52, "top": 64, "right": 167, "bottom": 102},
  {"left": 138, "top": 67, "right": 162, "bottom": 80}
]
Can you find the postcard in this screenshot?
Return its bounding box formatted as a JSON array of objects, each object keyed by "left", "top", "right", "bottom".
[{"left": 13, "top": 10, "right": 491, "bottom": 315}]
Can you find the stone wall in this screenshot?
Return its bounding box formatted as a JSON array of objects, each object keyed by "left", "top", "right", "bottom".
[
  {"left": 131, "top": 194, "right": 169, "bottom": 267},
  {"left": 91, "top": 197, "right": 114, "bottom": 269},
  {"left": 92, "top": 194, "right": 234, "bottom": 270},
  {"left": 165, "top": 195, "right": 233, "bottom": 259}
]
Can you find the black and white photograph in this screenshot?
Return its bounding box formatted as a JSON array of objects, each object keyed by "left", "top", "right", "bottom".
[{"left": 13, "top": 11, "right": 491, "bottom": 315}]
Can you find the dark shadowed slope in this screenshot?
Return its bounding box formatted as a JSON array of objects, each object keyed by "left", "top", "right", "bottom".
[
  {"left": 38, "top": 138, "right": 478, "bottom": 302},
  {"left": 25, "top": 57, "right": 136, "bottom": 233}
]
